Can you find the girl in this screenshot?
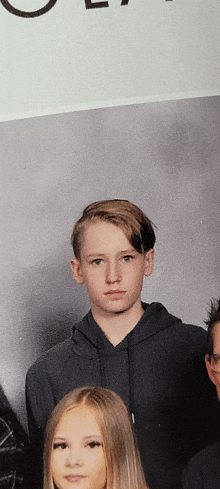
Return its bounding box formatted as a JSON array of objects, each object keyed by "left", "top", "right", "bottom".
[{"left": 43, "top": 386, "right": 149, "bottom": 489}]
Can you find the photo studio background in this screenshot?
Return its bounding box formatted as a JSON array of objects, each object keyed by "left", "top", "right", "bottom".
[{"left": 1, "top": 0, "right": 220, "bottom": 427}]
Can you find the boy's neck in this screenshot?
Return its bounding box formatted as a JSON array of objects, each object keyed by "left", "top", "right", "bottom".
[{"left": 91, "top": 302, "right": 145, "bottom": 346}]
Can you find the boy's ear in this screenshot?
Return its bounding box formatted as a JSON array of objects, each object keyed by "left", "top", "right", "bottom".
[
  {"left": 144, "top": 248, "right": 154, "bottom": 277},
  {"left": 205, "top": 354, "right": 217, "bottom": 387},
  {"left": 70, "top": 258, "right": 84, "bottom": 284}
]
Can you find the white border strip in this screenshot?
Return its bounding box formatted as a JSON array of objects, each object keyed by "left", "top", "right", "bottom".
[{"left": 0, "top": 89, "right": 219, "bottom": 122}]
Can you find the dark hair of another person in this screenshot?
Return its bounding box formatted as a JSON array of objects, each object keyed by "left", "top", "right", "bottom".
[{"left": 205, "top": 298, "right": 220, "bottom": 357}]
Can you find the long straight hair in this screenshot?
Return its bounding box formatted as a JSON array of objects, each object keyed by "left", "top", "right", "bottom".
[{"left": 43, "top": 386, "right": 148, "bottom": 489}]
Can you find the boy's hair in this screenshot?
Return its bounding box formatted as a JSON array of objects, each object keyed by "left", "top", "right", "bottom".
[
  {"left": 71, "top": 199, "right": 156, "bottom": 260},
  {"left": 205, "top": 298, "right": 220, "bottom": 357},
  {"left": 43, "top": 386, "right": 148, "bottom": 489}
]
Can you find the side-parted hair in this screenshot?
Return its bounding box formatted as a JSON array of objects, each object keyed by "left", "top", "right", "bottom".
[
  {"left": 71, "top": 199, "right": 156, "bottom": 260},
  {"left": 43, "top": 386, "right": 148, "bottom": 489},
  {"left": 205, "top": 298, "right": 220, "bottom": 357}
]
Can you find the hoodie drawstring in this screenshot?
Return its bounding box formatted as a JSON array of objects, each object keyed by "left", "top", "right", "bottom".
[{"left": 128, "top": 331, "right": 135, "bottom": 424}]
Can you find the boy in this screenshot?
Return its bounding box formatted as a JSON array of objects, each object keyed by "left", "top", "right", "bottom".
[
  {"left": 181, "top": 298, "right": 220, "bottom": 489},
  {"left": 26, "top": 199, "right": 219, "bottom": 489}
]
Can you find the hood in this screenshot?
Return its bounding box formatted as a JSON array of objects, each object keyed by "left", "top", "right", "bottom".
[
  {"left": 69, "top": 302, "right": 183, "bottom": 422},
  {"left": 70, "top": 302, "right": 182, "bottom": 357}
]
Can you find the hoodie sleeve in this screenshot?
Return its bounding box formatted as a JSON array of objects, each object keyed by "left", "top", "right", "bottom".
[{"left": 26, "top": 361, "right": 55, "bottom": 443}]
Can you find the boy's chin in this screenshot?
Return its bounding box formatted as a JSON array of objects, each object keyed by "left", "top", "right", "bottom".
[{"left": 101, "top": 303, "right": 137, "bottom": 316}]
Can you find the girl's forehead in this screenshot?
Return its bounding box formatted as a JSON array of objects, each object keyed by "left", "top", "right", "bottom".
[{"left": 55, "top": 404, "right": 102, "bottom": 435}]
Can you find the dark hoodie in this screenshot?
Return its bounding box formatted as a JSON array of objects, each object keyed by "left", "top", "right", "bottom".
[{"left": 26, "top": 303, "right": 220, "bottom": 489}]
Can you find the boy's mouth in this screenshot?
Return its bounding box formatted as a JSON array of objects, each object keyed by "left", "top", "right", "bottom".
[{"left": 105, "top": 290, "right": 126, "bottom": 295}]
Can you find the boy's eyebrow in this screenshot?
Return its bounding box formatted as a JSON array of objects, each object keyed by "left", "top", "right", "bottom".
[
  {"left": 84, "top": 249, "right": 137, "bottom": 258},
  {"left": 120, "top": 249, "right": 136, "bottom": 253},
  {"left": 84, "top": 253, "right": 106, "bottom": 258}
]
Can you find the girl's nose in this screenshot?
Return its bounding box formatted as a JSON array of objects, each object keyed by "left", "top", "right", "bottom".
[{"left": 66, "top": 449, "right": 83, "bottom": 467}]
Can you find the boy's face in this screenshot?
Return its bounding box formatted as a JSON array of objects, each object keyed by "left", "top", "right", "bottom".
[
  {"left": 205, "top": 321, "right": 220, "bottom": 401},
  {"left": 70, "top": 221, "right": 154, "bottom": 319}
]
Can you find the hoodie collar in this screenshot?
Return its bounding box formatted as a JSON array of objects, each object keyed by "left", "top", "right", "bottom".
[
  {"left": 130, "top": 302, "right": 181, "bottom": 345},
  {"left": 71, "top": 302, "right": 181, "bottom": 348}
]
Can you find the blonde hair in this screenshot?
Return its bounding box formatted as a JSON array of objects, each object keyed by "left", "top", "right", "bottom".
[
  {"left": 71, "top": 199, "right": 155, "bottom": 260},
  {"left": 43, "top": 387, "right": 148, "bottom": 489}
]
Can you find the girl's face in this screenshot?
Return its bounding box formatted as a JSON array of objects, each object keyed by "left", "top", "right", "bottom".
[{"left": 51, "top": 405, "right": 107, "bottom": 489}]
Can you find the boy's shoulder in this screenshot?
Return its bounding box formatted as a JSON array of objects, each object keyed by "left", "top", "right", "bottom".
[
  {"left": 181, "top": 441, "right": 220, "bottom": 488},
  {"left": 141, "top": 302, "right": 207, "bottom": 342},
  {"left": 26, "top": 312, "right": 95, "bottom": 380},
  {"left": 138, "top": 303, "right": 207, "bottom": 366},
  {"left": 192, "top": 441, "right": 220, "bottom": 465},
  {"left": 27, "top": 336, "right": 74, "bottom": 376}
]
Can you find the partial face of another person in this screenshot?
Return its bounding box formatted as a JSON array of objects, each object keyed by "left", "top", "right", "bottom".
[
  {"left": 51, "top": 405, "right": 107, "bottom": 489},
  {"left": 71, "top": 221, "right": 154, "bottom": 318},
  {"left": 205, "top": 321, "right": 220, "bottom": 400}
]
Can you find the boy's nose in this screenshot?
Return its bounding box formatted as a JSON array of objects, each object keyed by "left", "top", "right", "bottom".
[{"left": 106, "top": 261, "right": 121, "bottom": 283}]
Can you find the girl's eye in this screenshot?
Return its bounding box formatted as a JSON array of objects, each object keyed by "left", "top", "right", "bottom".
[
  {"left": 87, "top": 441, "right": 102, "bottom": 449},
  {"left": 53, "top": 442, "right": 67, "bottom": 450}
]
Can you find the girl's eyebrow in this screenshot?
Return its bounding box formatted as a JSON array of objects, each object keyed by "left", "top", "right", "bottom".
[
  {"left": 53, "top": 436, "right": 68, "bottom": 441},
  {"left": 83, "top": 435, "right": 102, "bottom": 440},
  {"left": 54, "top": 435, "right": 102, "bottom": 441}
]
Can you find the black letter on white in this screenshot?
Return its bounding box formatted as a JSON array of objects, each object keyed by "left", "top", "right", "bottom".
[
  {"left": 0, "top": 0, "right": 57, "bottom": 17},
  {"left": 85, "top": 0, "right": 109, "bottom": 8}
]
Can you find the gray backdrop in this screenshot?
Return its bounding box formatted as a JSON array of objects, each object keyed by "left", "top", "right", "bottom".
[{"left": 1, "top": 95, "right": 220, "bottom": 428}]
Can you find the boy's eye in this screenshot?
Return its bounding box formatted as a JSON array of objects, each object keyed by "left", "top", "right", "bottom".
[
  {"left": 123, "top": 255, "right": 133, "bottom": 262},
  {"left": 87, "top": 441, "right": 102, "bottom": 449},
  {"left": 53, "top": 442, "right": 67, "bottom": 450},
  {"left": 91, "top": 259, "right": 103, "bottom": 265}
]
